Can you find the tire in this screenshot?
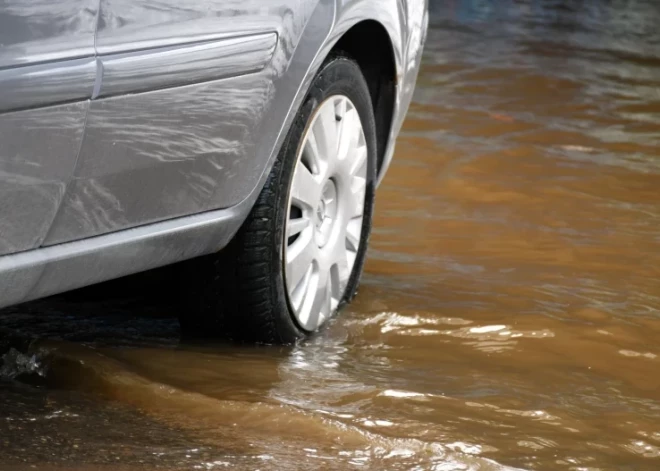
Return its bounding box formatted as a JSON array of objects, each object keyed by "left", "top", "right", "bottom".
[{"left": 180, "top": 55, "right": 377, "bottom": 344}]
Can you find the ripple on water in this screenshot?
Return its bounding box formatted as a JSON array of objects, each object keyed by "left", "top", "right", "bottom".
[{"left": 2, "top": 0, "right": 660, "bottom": 469}]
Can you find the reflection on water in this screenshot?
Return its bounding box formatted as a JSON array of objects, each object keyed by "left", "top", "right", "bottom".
[{"left": 2, "top": 0, "right": 660, "bottom": 469}]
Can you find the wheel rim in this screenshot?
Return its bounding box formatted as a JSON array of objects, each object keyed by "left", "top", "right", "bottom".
[{"left": 284, "top": 95, "right": 368, "bottom": 331}]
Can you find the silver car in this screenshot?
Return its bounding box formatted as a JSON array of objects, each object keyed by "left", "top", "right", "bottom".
[{"left": 0, "top": 0, "right": 427, "bottom": 343}]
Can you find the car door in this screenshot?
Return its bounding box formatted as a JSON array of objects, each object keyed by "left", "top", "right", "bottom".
[
  {"left": 43, "top": 0, "right": 315, "bottom": 245},
  {"left": 0, "top": 0, "right": 98, "bottom": 256}
]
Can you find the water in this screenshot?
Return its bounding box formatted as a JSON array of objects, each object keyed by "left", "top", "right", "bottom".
[{"left": 2, "top": 1, "right": 660, "bottom": 469}]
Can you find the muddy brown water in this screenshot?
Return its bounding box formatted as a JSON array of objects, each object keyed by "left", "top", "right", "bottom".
[{"left": 2, "top": 1, "right": 660, "bottom": 470}]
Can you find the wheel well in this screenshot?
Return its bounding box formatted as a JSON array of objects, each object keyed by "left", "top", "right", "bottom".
[{"left": 331, "top": 21, "right": 397, "bottom": 176}]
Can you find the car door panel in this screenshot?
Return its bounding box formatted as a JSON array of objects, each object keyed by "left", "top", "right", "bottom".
[
  {"left": 44, "top": 0, "right": 324, "bottom": 245},
  {"left": 0, "top": 0, "right": 97, "bottom": 68},
  {"left": 43, "top": 72, "right": 273, "bottom": 245},
  {"left": 0, "top": 103, "right": 89, "bottom": 256},
  {"left": 0, "top": 0, "right": 98, "bottom": 256}
]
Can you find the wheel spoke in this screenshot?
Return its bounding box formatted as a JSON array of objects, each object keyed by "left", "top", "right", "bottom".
[
  {"left": 289, "top": 262, "right": 313, "bottom": 312},
  {"left": 303, "top": 130, "right": 323, "bottom": 176},
  {"left": 337, "top": 107, "right": 360, "bottom": 162},
  {"left": 334, "top": 96, "right": 347, "bottom": 121},
  {"left": 308, "top": 269, "right": 331, "bottom": 328},
  {"left": 286, "top": 232, "right": 316, "bottom": 292},
  {"left": 295, "top": 268, "right": 319, "bottom": 327},
  {"left": 290, "top": 161, "right": 321, "bottom": 210},
  {"left": 350, "top": 144, "right": 367, "bottom": 177},
  {"left": 346, "top": 218, "right": 361, "bottom": 253},
  {"left": 336, "top": 116, "right": 366, "bottom": 181},
  {"left": 347, "top": 176, "right": 366, "bottom": 219},
  {"left": 323, "top": 275, "right": 332, "bottom": 318},
  {"left": 287, "top": 215, "right": 310, "bottom": 238},
  {"left": 330, "top": 242, "right": 351, "bottom": 305},
  {"left": 314, "top": 101, "right": 339, "bottom": 162}
]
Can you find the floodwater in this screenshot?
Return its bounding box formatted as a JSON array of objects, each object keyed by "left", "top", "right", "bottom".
[{"left": 2, "top": 0, "right": 660, "bottom": 469}]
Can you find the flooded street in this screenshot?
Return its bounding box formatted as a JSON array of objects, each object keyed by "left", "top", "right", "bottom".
[{"left": 2, "top": 0, "right": 660, "bottom": 469}]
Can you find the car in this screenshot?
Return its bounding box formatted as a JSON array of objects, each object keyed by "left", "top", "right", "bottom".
[{"left": 0, "top": 0, "right": 427, "bottom": 344}]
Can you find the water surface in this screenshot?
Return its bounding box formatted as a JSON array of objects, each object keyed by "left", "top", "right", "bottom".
[{"left": 2, "top": 0, "right": 660, "bottom": 469}]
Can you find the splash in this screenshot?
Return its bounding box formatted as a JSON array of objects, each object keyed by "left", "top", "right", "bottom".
[{"left": 0, "top": 347, "right": 47, "bottom": 379}]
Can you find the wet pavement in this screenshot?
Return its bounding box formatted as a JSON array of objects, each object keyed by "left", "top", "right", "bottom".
[{"left": 2, "top": 0, "right": 660, "bottom": 469}]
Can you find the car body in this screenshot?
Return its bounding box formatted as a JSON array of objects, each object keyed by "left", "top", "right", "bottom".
[{"left": 0, "top": 0, "right": 427, "bottom": 310}]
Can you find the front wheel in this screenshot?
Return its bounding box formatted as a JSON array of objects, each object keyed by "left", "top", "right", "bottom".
[{"left": 180, "top": 56, "right": 377, "bottom": 344}]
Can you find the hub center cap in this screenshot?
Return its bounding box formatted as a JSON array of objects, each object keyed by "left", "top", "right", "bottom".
[
  {"left": 316, "top": 201, "right": 326, "bottom": 227},
  {"left": 315, "top": 179, "right": 338, "bottom": 247}
]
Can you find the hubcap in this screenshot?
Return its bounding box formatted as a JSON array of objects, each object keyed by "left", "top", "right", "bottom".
[
  {"left": 315, "top": 179, "right": 337, "bottom": 247},
  {"left": 284, "top": 95, "right": 368, "bottom": 331}
]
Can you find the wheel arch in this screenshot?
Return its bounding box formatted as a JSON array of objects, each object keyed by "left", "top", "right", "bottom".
[
  {"left": 328, "top": 19, "right": 399, "bottom": 179},
  {"left": 233, "top": 0, "right": 407, "bottom": 227}
]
